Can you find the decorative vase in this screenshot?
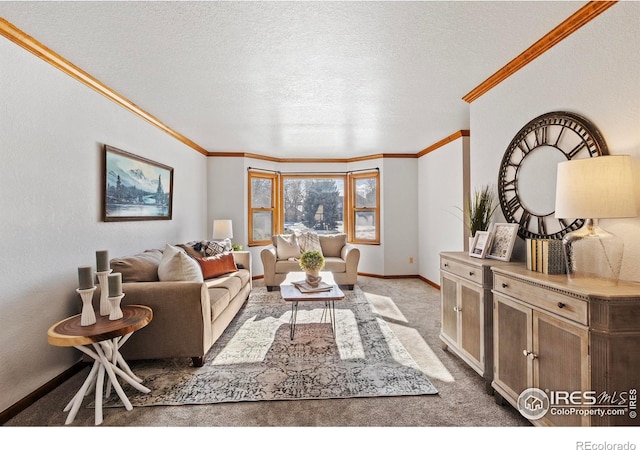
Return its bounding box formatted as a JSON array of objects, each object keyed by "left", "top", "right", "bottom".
[{"left": 305, "top": 270, "right": 322, "bottom": 287}]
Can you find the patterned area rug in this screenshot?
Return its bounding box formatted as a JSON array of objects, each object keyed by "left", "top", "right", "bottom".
[{"left": 100, "top": 285, "right": 437, "bottom": 407}]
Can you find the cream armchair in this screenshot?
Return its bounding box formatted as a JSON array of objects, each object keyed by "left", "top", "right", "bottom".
[{"left": 261, "top": 233, "right": 360, "bottom": 291}]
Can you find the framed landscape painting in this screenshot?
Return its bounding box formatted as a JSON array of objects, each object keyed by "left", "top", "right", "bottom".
[{"left": 103, "top": 145, "right": 173, "bottom": 221}]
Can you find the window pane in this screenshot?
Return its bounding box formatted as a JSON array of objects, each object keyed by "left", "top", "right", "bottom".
[
  {"left": 355, "top": 178, "right": 377, "bottom": 208},
  {"left": 354, "top": 210, "right": 376, "bottom": 240},
  {"left": 252, "top": 211, "right": 273, "bottom": 241},
  {"left": 283, "top": 177, "right": 344, "bottom": 235},
  {"left": 251, "top": 178, "right": 272, "bottom": 208}
]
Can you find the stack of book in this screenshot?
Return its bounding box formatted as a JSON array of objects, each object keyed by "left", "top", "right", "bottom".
[
  {"left": 292, "top": 280, "right": 333, "bottom": 293},
  {"left": 526, "top": 239, "right": 566, "bottom": 275}
]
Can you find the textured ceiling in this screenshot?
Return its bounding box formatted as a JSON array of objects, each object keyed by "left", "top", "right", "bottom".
[{"left": 0, "top": 1, "right": 586, "bottom": 158}]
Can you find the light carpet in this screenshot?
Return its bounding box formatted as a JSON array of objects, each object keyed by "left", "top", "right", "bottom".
[{"left": 100, "top": 285, "right": 437, "bottom": 407}]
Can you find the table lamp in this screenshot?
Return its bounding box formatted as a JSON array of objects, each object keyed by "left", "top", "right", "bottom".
[
  {"left": 554, "top": 155, "right": 637, "bottom": 285},
  {"left": 212, "top": 219, "right": 233, "bottom": 251}
]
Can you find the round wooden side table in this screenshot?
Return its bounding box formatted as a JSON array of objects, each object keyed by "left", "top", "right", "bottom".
[{"left": 47, "top": 304, "right": 153, "bottom": 425}]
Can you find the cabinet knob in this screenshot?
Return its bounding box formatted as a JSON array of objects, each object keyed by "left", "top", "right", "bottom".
[
  {"left": 469, "top": 271, "right": 474, "bottom": 276},
  {"left": 453, "top": 307, "right": 462, "bottom": 312},
  {"left": 502, "top": 283, "right": 508, "bottom": 289},
  {"left": 557, "top": 302, "right": 565, "bottom": 309},
  {"left": 522, "top": 350, "right": 530, "bottom": 357},
  {"left": 523, "top": 350, "right": 538, "bottom": 360},
  {"left": 444, "top": 263, "right": 449, "bottom": 267}
]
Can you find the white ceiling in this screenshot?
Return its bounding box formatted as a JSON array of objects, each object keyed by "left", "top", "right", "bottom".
[{"left": 1, "top": 1, "right": 586, "bottom": 158}]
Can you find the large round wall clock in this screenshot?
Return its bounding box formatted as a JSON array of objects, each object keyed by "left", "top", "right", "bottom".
[{"left": 497, "top": 111, "right": 608, "bottom": 240}]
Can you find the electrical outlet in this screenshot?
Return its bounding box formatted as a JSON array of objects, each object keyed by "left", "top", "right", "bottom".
[{"left": 409, "top": 257, "right": 414, "bottom": 264}]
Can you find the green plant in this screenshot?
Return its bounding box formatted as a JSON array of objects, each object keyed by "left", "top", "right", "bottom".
[
  {"left": 466, "top": 184, "right": 498, "bottom": 236},
  {"left": 231, "top": 243, "right": 243, "bottom": 251},
  {"left": 299, "top": 250, "right": 325, "bottom": 272}
]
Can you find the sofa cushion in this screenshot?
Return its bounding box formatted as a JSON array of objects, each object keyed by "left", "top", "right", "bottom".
[
  {"left": 205, "top": 274, "right": 242, "bottom": 300},
  {"left": 320, "top": 234, "right": 346, "bottom": 258},
  {"left": 231, "top": 268, "right": 251, "bottom": 286},
  {"left": 208, "top": 288, "right": 231, "bottom": 322},
  {"left": 275, "top": 234, "right": 301, "bottom": 260},
  {"left": 275, "top": 259, "right": 304, "bottom": 274},
  {"left": 196, "top": 253, "right": 237, "bottom": 279},
  {"left": 110, "top": 249, "right": 163, "bottom": 282},
  {"left": 158, "top": 244, "right": 204, "bottom": 282},
  {"left": 323, "top": 256, "right": 346, "bottom": 273},
  {"left": 200, "top": 240, "right": 226, "bottom": 257},
  {"left": 297, "top": 231, "right": 323, "bottom": 254}
]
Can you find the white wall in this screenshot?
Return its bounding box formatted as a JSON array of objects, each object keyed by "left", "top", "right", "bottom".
[
  {"left": 380, "top": 158, "right": 419, "bottom": 276},
  {"left": 418, "top": 137, "right": 468, "bottom": 284},
  {"left": 470, "top": 2, "right": 640, "bottom": 282},
  {"left": 0, "top": 38, "right": 208, "bottom": 412}
]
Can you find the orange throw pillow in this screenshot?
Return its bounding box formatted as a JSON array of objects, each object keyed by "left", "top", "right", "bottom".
[{"left": 196, "top": 253, "right": 237, "bottom": 279}]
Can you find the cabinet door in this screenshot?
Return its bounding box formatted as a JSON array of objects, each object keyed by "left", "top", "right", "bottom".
[
  {"left": 533, "top": 311, "right": 590, "bottom": 426},
  {"left": 459, "top": 282, "right": 483, "bottom": 369},
  {"left": 493, "top": 293, "right": 532, "bottom": 403},
  {"left": 440, "top": 274, "right": 458, "bottom": 344}
]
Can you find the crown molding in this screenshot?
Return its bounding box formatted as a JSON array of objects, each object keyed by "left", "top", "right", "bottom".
[
  {"left": 0, "top": 18, "right": 209, "bottom": 156},
  {"left": 462, "top": 1, "right": 617, "bottom": 103},
  {"left": 417, "top": 130, "right": 470, "bottom": 158},
  {"left": 208, "top": 151, "right": 422, "bottom": 162}
]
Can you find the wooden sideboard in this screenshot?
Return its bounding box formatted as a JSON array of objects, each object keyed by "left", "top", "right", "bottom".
[
  {"left": 439, "top": 252, "right": 516, "bottom": 392},
  {"left": 491, "top": 265, "right": 640, "bottom": 426}
]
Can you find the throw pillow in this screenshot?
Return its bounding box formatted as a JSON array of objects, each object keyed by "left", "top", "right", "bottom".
[
  {"left": 196, "top": 253, "right": 238, "bottom": 279},
  {"left": 176, "top": 243, "right": 203, "bottom": 259},
  {"left": 275, "top": 234, "right": 301, "bottom": 260},
  {"left": 319, "top": 234, "right": 346, "bottom": 257},
  {"left": 109, "top": 249, "right": 163, "bottom": 282},
  {"left": 200, "top": 240, "right": 226, "bottom": 257},
  {"left": 158, "top": 244, "right": 204, "bottom": 282},
  {"left": 297, "top": 230, "right": 323, "bottom": 255}
]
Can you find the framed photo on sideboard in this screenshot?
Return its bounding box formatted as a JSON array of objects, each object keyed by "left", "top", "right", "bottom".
[{"left": 469, "top": 231, "right": 493, "bottom": 259}]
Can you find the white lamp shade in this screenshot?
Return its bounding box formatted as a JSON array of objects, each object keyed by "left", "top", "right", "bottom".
[
  {"left": 212, "top": 219, "right": 233, "bottom": 240},
  {"left": 554, "top": 155, "right": 638, "bottom": 219}
]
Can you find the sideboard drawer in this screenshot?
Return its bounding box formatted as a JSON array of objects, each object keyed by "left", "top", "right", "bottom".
[
  {"left": 493, "top": 273, "right": 588, "bottom": 325},
  {"left": 441, "top": 258, "right": 483, "bottom": 285}
]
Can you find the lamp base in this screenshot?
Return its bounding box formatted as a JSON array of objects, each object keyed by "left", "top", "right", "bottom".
[{"left": 562, "top": 219, "right": 623, "bottom": 286}]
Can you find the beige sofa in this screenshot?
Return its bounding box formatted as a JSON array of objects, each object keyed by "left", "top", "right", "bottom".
[
  {"left": 100, "top": 246, "right": 251, "bottom": 367},
  {"left": 261, "top": 233, "right": 360, "bottom": 291}
]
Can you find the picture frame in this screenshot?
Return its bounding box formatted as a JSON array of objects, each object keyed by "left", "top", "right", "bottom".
[
  {"left": 103, "top": 145, "right": 173, "bottom": 222},
  {"left": 486, "top": 223, "right": 519, "bottom": 261},
  {"left": 469, "top": 230, "right": 493, "bottom": 259}
]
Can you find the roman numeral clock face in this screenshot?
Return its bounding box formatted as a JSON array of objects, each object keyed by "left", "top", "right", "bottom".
[{"left": 498, "top": 112, "right": 608, "bottom": 240}]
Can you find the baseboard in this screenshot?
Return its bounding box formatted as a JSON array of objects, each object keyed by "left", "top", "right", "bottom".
[
  {"left": 0, "top": 360, "right": 88, "bottom": 425},
  {"left": 252, "top": 272, "right": 441, "bottom": 289}
]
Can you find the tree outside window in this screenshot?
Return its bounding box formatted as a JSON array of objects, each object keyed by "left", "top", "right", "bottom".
[{"left": 283, "top": 177, "right": 344, "bottom": 235}]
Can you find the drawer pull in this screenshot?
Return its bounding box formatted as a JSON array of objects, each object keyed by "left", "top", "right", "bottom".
[
  {"left": 501, "top": 283, "right": 508, "bottom": 289},
  {"left": 557, "top": 302, "right": 566, "bottom": 309},
  {"left": 469, "top": 271, "right": 474, "bottom": 276}
]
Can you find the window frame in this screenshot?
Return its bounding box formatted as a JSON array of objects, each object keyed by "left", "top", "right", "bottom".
[
  {"left": 348, "top": 171, "right": 381, "bottom": 244},
  {"left": 248, "top": 171, "right": 279, "bottom": 246}
]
